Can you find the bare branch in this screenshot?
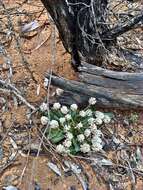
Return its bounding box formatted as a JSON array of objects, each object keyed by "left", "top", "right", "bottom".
[
  {"left": 0, "top": 79, "right": 36, "bottom": 110},
  {"left": 104, "top": 13, "right": 143, "bottom": 39}
]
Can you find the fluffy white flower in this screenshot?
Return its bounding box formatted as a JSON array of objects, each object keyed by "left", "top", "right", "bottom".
[
  {"left": 66, "top": 132, "right": 73, "bottom": 140},
  {"left": 88, "top": 118, "right": 95, "bottom": 125},
  {"left": 56, "top": 144, "right": 65, "bottom": 153},
  {"left": 53, "top": 102, "right": 61, "bottom": 110},
  {"left": 95, "top": 118, "right": 103, "bottom": 125},
  {"left": 61, "top": 106, "right": 68, "bottom": 114},
  {"left": 41, "top": 116, "right": 49, "bottom": 125},
  {"left": 80, "top": 143, "right": 90, "bottom": 153},
  {"left": 94, "top": 129, "right": 102, "bottom": 137},
  {"left": 65, "top": 114, "right": 72, "bottom": 120},
  {"left": 90, "top": 124, "right": 97, "bottom": 133},
  {"left": 92, "top": 136, "right": 102, "bottom": 144},
  {"left": 64, "top": 125, "right": 71, "bottom": 131},
  {"left": 86, "top": 109, "right": 92, "bottom": 116},
  {"left": 63, "top": 140, "right": 72, "bottom": 148},
  {"left": 88, "top": 97, "right": 97, "bottom": 105},
  {"left": 95, "top": 111, "right": 104, "bottom": 119},
  {"left": 56, "top": 88, "right": 64, "bottom": 96},
  {"left": 77, "top": 134, "right": 85, "bottom": 142},
  {"left": 103, "top": 115, "right": 111, "bottom": 124},
  {"left": 84, "top": 129, "right": 91, "bottom": 137},
  {"left": 76, "top": 122, "right": 83, "bottom": 129},
  {"left": 70, "top": 104, "right": 78, "bottom": 111},
  {"left": 59, "top": 117, "right": 66, "bottom": 124},
  {"left": 43, "top": 78, "right": 49, "bottom": 88},
  {"left": 40, "top": 103, "right": 48, "bottom": 112},
  {"left": 92, "top": 135, "right": 103, "bottom": 151},
  {"left": 79, "top": 110, "right": 86, "bottom": 117},
  {"left": 92, "top": 143, "right": 103, "bottom": 151},
  {"left": 50, "top": 120, "right": 59, "bottom": 128}
]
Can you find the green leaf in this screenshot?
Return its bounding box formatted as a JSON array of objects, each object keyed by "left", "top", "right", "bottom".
[
  {"left": 48, "top": 129, "right": 65, "bottom": 144},
  {"left": 69, "top": 146, "right": 77, "bottom": 155},
  {"left": 104, "top": 112, "right": 114, "bottom": 118},
  {"left": 50, "top": 111, "right": 60, "bottom": 121},
  {"left": 72, "top": 138, "right": 80, "bottom": 153}
]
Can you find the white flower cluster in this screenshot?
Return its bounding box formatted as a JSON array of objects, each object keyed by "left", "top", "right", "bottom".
[
  {"left": 40, "top": 103, "right": 48, "bottom": 112},
  {"left": 90, "top": 124, "right": 103, "bottom": 151},
  {"left": 80, "top": 143, "right": 90, "bottom": 153},
  {"left": 53, "top": 102, "right": 61, "bottom": 110},
  {"left": 56, "top": 131, "right": 73, "bottom": 154},
  {"left": 94, "top": 111, "right": 111, "bottom": 125},
  {"left": 40, "top": 97, "right": 112, "bottom": 155},
  {"left": 41, "top": 116, "right": 49, "bottom": 125},
  {"left": 88, "top": 97, "right": 97, "bottom": 105}
]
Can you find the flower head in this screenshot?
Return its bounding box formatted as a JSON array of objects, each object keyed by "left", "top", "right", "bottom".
[
  {"left": 95, "top": 118, "right": 103, "bottom": 125},
  {"left": 41, "top": 116, "right": 49, "bottom": 125},
  {"left": 76, "top": 122, "right": 83, "bottom": 129},
  {"left": 65, "top": 114, "right": 72, "bottom": 121},
  {"left": 84, "top": 129, "right": 91, "bottom": 137},
  {"left": 64, "top": 125, "right": 71, "bottom": 131},
  {"left": 61, "top": 106, "right": 68, "bottom": 114},
  {"left": 93, "top": 129, "right": 102, "bottom": 137},
  {"left": 40, "top": 103, "right": 48, "bottom": 112},
  {"left": 95, "top": 111, "right": 104, "bottom": 119},
  {"left": 103, "top": 115, "right": 111, "bottom": 124},
  {"left": 88, "top": 118, "right": 95, "bottom": 125},
  {"left": 56, "top": 144, "right": 65, "bottom": 153},
  {"left": 79, "top": 110, "right": 86, "bottom": 117},
  {"left": 92, "top": 143, "right": 103, "bottom": 151},
  {"left": 86, "top": 109, "right": 92, "bottom": 116},
  {"left": 90, "top": 124, "right": 97, "bottom": 133},
  {"left": 50, "top": 120, "right": 59, "bottom": 128},
  {"left": 92, "top": 135, "right": 102, "bottom": 144},
  {"left": 59, "top": 117, "right": 66, "bottom": 124},
  {"left": 92, "top": 136, "right": 103, "bottom": 151},
  {"left": 70, "top": 104, "right": 78, "bottom": 111},
  {"left": 80, "top": 143, "right": 90, "bottom": 153},
  {"left": 66, "top": 132, "right": 73, "bottom": 140},
  {"left": 53, "top": 102, "right": 61, "bottom": 110},
  {"left": 63, "top": 139, "right": 72, "bottom": 148},
  {"left": 77, "top": 134, "right": 85, "bottom": 142},
  {"left": 88, "top": 97, "right": 97, "bottom": 105}
]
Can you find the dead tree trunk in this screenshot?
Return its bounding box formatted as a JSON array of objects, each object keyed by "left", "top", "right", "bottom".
[
  {"left": 41, "top": 0, "right": 112, "bottom": 66},
  {"left": 41, "top": 0, "right": 143, "bottom": 109}
]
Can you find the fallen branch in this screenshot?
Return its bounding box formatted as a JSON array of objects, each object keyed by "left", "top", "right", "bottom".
[
  {"left": 103, "top": 13, "right": 143, "bottom": 39},
  {"left": 45, "top": 73, "right": 143, "bottom": 109}
]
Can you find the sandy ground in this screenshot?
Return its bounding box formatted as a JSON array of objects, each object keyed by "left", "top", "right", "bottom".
[{"left": 0, "top": 1, "right": 143, "bottom": 190}]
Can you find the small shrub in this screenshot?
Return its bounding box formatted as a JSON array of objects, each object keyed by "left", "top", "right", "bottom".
[{"left": 40, "top": 97, "right": 112, "bottom": 155}]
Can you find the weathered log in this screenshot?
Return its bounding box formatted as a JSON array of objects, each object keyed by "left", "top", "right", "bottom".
[
  {"left": 46, "top": 73, "right": 143, "bottom": 109},
  {"left": 79, "top": 61, "right": 143, "bottom": 80},
  {"left": 79, "top": 72, "right": 143, "bottom": 95},
  {"left": 78, "top": 61, "right": 143, "bottom": 95}
]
